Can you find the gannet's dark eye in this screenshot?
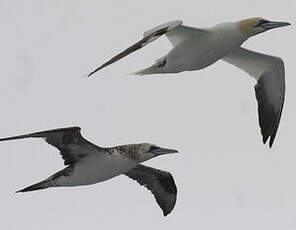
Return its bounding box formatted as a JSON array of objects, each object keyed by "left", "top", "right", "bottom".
[
  {"left": 254, "top": 19, "right": 270, "bottom": 27},
  {"left": 149, "top": 146, "right": 160, "bottom": 152}
]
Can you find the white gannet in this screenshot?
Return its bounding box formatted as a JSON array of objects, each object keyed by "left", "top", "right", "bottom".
[
  {"left": 0, "top": 127, "right": 178, "bottom": 216},
  {"left": 88, "top": 18, "right": 290, "bottom": 147}
]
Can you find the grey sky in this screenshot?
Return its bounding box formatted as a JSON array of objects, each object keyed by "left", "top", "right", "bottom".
[{"left": 0, "top": 0, "right": 295, "bottom": 229}]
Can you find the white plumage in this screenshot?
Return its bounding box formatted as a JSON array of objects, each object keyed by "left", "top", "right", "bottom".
[{"left": 88, "top": 17, "right": 290, "bottom": 147}]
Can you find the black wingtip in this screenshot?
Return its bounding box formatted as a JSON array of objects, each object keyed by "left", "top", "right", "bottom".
[
  {"left": 87, "top": 69, "right": 98, "bottom": 78},
  {"left": 15, "top": 180, "right": 50, "bottom": 193},
  {"left": 262, "top": 136, "right": 274, "bottom": 148},
  {"left": 87, "top": 72, "right": 94, "bottom": 78},
  {"left": 87, "top": 66, "right": 104, "bottom": 78},
  {"left": 0, "top": 134, "right": 33, "bottom": 142},
  {"left": 262, "top": 135, "right": 268, "bottom": 144},
  {"left": 15, "top": 186, "right": 34, "bottom": 193},
  {"left": 269, "top": 137, "right": 275, "bottom": 148},
  {"left": 162, "top": 209, "right": 171, "bottom": 217}
]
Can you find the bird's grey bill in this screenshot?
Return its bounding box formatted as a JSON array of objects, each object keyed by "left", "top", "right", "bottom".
[
  {"left": 262, "top": 21, "right": 291, "bottom": 30},
  {"left": 151, "top": 147, "right": 178, "bottom": 155}
]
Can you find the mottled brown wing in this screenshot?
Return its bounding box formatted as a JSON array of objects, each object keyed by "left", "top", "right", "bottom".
[
  {"left": 124, "top": 164, "right": 177, "bottom": 216},
  {"left": 0, "top": 127, "right": 100, "bottom": 165}
]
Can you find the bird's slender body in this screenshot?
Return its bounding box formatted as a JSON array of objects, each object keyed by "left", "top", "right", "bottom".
[
  {"left": 0, "top": 127, "right": 178, "bottom": 216},
  {"left": 54, "top": 147, "right": 138, "bottom": 187},
  {"left": 161, "top": 23, "right": 246, "bottom": 73},
  {"left": 88, "top": 18, "right": 290, "bottom": 147}
]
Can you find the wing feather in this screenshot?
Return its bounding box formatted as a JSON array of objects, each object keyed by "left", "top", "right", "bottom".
[
  {"left": 124, "top": 164, "right": 177, "bottom": 216},
  {"left": 223, "top": 48, "right": 285, "bottom": 147},
  {"left": 87, "top": 20, "right": 183, "bottom": 77},
  {"left": 0, "top": 127, "right": 101, "bottom": 165}
]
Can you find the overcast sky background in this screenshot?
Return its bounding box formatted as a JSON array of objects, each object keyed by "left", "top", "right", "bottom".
[{"left": 0, "top": 1, "right": 295, "bottom": 229}]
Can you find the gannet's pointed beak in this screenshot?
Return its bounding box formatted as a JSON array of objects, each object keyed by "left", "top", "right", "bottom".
[
  {"left": 263, "top": 21, "right": 291, "bottom": 30},
  {"left": 151, "top": 147, "right": 178, "bottom": 156}
]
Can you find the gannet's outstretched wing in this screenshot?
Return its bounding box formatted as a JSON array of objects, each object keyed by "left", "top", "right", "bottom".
[
  {"left": 88, "top": 20, "right": 208, "bottom": 77},
  {"left": 124, "top": 164, "right": 177, "bottom": 216},
  {"left": 0, "top": 127, "right": 102, "bottom": 165},
  {"left": 223, "top": 47, "right": 285, "bottom": 147}
]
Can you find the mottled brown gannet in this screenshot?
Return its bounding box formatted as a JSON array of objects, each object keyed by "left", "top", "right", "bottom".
[
  {"left": 0, "top": 127, "right": 178, "bottom": 216},
  {"left": 88, "top": 18, "right": 290, "bottom": 147}
]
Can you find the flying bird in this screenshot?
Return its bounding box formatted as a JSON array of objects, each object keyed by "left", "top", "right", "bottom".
[
  {"left": 88, "top": 18, "right": 290, "bottom": 147},
  {"left": 0, "top": 127, "right": 178, "bottom": 216}
]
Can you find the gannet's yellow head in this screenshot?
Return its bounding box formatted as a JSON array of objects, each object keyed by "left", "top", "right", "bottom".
[{"left": 239, "top": 17, "right": 290, "bottom": 37}]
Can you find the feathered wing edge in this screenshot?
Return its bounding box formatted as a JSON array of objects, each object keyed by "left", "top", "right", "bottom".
[{"left": 124, "top": 164, "right": 177, "bottom": 216}]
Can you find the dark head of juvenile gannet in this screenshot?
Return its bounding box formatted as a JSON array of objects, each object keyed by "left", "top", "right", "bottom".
[
  {"left": 117, "top": 143, "right": 178, "bottom": 162},
  {"left": 239, "top": 17, "right": 291, "bottom": 37}
]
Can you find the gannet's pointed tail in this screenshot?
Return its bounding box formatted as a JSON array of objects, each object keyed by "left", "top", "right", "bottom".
[
  {"left": 16, "top": 180, "right": 52, "bottom": 193},
  {"left": 134, "top": 58, "right": 167, "bottom": 76},
  {"left": 133, "top": 65, "right": 164, "bottom": 76}
]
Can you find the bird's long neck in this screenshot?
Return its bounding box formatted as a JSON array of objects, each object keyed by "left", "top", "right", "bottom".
[{"left": 212, "top": 22, "right": 250, "bottom": 46}]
